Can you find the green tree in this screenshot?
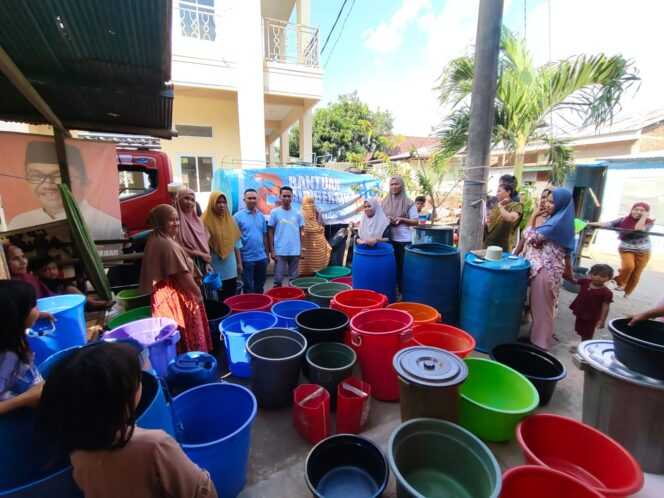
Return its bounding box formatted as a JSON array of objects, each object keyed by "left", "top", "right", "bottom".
[
  {"left": 436, "top": 28, "right": 639, "bottom": 184},
  {"left": 289, "top": 91, "right": 394, "bottom": 161}
]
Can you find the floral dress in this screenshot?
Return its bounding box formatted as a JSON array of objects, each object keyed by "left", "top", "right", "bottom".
[{"left": 522, "top": 227, "right": 566, "bottom": 296}]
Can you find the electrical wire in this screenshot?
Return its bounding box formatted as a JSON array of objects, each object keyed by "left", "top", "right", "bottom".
[
  {"left": 323, "top": 0, "right": 357, "bottom": 69},
  {"left": 321, "top": 0, "right": 349, "bottom": 54}
]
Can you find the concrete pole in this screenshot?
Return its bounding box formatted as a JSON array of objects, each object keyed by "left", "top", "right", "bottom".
[{"left": 459, "top": 0, "right": 504, "bottom": 258}]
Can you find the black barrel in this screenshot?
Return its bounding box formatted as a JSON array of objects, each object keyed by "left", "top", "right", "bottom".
[
  {"left": 490, "top": 342, "right": 566, "bottom": 406},
  {"left": 246, "top": 328, "right": 307, "bottom": 408},
  {"left": 204, "top": 299, "right": 231, "bottom": 369},
  {"left": 296, "top": 308, "right": 350, "bottom": 347},
  {"left": 610, "top": 318, "right": 664, "bottom": 380}
]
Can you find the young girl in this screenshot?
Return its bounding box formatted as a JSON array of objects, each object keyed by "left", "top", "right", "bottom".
[
  {"left": 38, "top": 342, "right": 217, "bottom": 498},
  {"left": 0, "top": 280, "right": 44, "bottom": 415},
  {"left": 569, "top": 264, "right": 614, "bottom": 352}
]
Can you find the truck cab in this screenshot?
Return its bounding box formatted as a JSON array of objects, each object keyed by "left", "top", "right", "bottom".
[{"left": 118, "top": 149, "right": 173, "bottom": 235}]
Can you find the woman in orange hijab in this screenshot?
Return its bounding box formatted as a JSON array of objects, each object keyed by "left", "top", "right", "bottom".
[
  {"left": 139, "top": 204, "right": 211, "bottom": 353},
  {"left": 299, "top": 196, "right": 331, "bottom": 276}
]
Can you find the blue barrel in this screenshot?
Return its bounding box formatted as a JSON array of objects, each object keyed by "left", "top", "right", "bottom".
[
  {"left": 220, "top": 311, "right": 278, "bottom": 378},
  {"left": 271, "top": 300, "right": 319, "bottom": 329},
  {"left": 27, "top": 294, "right": 87, "bottom": 367},
  {"left": 459, "top": 253, "right": 530, "bottom": 353},
  {"left": 165, "top": 352, "right": 218, "bottom": 396},
  {"left": 352, "top": 242, "right": 397, "bottom": 303},
  {"left": 0, "top": 370, "right": 174, "bottom": 497},
  {"left": 402, "top": 244, "right": 460, "bottom": 325},
  {"left": 412, "top": 225, "right": 455, "bottom": 246},
  {"left": 174, "top": 383, "right": 257, "bottom": 498}
]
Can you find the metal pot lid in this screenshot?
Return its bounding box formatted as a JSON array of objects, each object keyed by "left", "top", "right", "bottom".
[
  {"left": 393, "top": 346, "right": 468, "bottom": 387},
  {"left": 576, "top": 340, "right": 664, "bottom": 389}
]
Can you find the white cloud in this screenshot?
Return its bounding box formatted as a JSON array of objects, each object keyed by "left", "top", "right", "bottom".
[{"left": 362, "top": 0, "right": 430, "bottom": 54}]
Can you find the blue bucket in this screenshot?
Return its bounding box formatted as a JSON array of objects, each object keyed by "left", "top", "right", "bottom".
[
  {"left": 104, "top": 317, "right": 180, "bottom": 377},
  {"left": 27, "top": 294, "right": 87, "bottom": 367},
  {"left": 174, "top": 382, "right": 257, "bottom": 498},
  {"left": 203, "top": 272, "right": 222, "bottom": 290},
  {"left": 271, "top": 300, "right": 319, "bottom": 329},
  {"left": 220, "top": 311, "right": 278, "bottom": 378},
  {"left": 0, "top": 369, "right": 175, "bottom": 497}
]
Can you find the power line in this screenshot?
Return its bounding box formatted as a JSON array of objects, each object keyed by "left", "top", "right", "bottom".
[
  {"left": 323, "top": 0, "right": 357, "bottom": 69},
  {"left": 321, "top": 0, "right": 349, "bottom": 54}
]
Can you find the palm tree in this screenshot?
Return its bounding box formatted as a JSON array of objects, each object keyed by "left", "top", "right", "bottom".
[{"left": 435, "top": 28, "right": 639, "bottom": 184}]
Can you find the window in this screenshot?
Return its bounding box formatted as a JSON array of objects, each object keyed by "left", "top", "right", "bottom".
[
  {"left": 180, "top": 155, "right": 213, "bottom": 192},
  {"left": 175, "top": 124, "right": 213, "bottom": 138},
  {"left": 179, "top": 0, "right": 216, "bottom": 41},
  {"left": 118, "top": 167, "right": 157, "bottom": 200}
]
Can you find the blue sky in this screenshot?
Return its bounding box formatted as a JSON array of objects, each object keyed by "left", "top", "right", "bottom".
[{"left": 308, "top": 0, "right": 663, "bottom": 136}]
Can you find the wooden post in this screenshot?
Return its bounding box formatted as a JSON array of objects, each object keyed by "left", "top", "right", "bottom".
[{"left": 458, "top": 0, "right": 504, "bottom": 258}]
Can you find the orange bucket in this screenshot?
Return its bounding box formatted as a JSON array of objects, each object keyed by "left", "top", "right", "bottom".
[
  {"left": 411, "top": 323, "right": 476, "bottom": 358},
  {"left": 387, "top": 302, "right": 441, "bottom": 325}
]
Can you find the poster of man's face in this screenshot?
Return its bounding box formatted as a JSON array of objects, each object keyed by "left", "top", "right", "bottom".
[{"left": 0, "top": 133, "right": 122, "bottom": 241}]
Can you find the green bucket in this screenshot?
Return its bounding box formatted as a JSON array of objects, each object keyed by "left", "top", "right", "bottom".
[
  {"left": 106, "top": 306, "right": 152, "bottom": 330},
  {"left": 291, "top": 277, "right": 328, "bottom": 291},
  {"left": 459, "top": 358, "right": 539, "bottom": 442},
  {"left": 307, "top": 282, "right": 352, "bottom": 307},
  {"left": 117, "top": 288, "right": 151, "bottom": 311},
  {"left": 388, "top": 418, "right": 502, "bottom": 498},
  {"left": 305, "top": 342, "right": 356, "bottom": 410},
  {"left": 315, "top": 266, "right": 352, "bottom": 281}
]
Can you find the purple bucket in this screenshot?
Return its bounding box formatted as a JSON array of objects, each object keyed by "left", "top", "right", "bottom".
[{"left": 104, "top": 318, "right": 180, "bottom": 377}]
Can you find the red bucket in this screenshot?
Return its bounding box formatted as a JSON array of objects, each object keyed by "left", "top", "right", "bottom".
[
  {"left": 224, "top": 293, "right": 274, "bottom": 314},
  {"left": 265, "top": 286, "right": 306, "bottom": 303},
  {"left": 349, "top": 309, "right": 413, "bottom": 401},
  {"left": 330, "top": 289, "right": 387, "bottom": 318},
  {"left": 412, "top": 323, "right": 476, "bottom": 358},
  {"left": 517, "top": 414, "right": 643, "bottom": 497},
  {"left": 294, "top": 384, "right": 331, "bottom": 445},
  {"left": 501, "top": 466, "right": 603, "bottom": 498},
  {"left": 336, "top": 377, "right": 371, "bottom": 434},
  {"left": 330, "top": 276, "right": 353, "bottom": 286}
]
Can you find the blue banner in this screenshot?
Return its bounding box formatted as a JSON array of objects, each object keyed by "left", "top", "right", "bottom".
[{"left": 212, "top": 167, "right": 382, "bottom": 224}]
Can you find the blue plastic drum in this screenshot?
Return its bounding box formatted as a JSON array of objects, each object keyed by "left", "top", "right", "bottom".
[
  {"left": 459, "top": 253, "right": 530, "bottom": 352},
  {"left": 352, "top": 242, "right": 397, "bottom": 303},
  {"left": 220, "top": 311, "right": 278, "bottom": 378}
]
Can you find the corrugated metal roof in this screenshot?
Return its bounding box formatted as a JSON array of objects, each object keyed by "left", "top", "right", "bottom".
[{"left": 0, "top": 0, "right": 173, "bottom": 136}]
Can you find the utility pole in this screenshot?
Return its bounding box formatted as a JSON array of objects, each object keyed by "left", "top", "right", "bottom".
[{"left": 459, "top": 0, "right": 504, "bottom": 258}]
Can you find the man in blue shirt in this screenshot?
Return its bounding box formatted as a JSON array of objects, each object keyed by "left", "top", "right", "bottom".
[
  {"left": 268, "top": 186, "right": 305, "bottom": 287},
  {"left": 233, "top": 189, "right": 269, "bottom": 293}
]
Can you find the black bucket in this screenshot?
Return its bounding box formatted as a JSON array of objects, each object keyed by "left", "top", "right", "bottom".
[
  {"left": 296, "top": 308, "right": 350, "bottom": 348},
  {"left": 305, "top": 434, "right": 389, "bottom": 498},
  {"left": 305, "top": 342, "right": 356, "bottom": 411},
  {"left": 490, "top": 343, "right": 566, "bottom": 406},
  {"left": 610, "top": 318, "right": 664, "bottom": 380},
  {"left": 246, "top": 328, "right": 307, "bottom": 408},
  {"left": 204, "top": 299, "right": 231, "bottom": 369}
]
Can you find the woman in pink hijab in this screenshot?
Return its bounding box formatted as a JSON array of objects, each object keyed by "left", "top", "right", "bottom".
[{"left": 175, "top": 189, "right": 213, "bottom": 275}]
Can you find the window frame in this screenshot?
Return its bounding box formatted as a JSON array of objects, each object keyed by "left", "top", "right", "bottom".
[{"left": 177, "top": 153, "right": 215, "bottom": 193}]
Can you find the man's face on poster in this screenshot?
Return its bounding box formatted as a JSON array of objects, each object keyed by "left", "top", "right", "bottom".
[{"left": 25, "top": 162, "right": 86, "bottom": 212}]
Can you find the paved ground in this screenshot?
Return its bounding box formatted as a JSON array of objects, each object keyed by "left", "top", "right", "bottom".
[{"left": 232, "top": 246, "right": 664, "bottom": 497}]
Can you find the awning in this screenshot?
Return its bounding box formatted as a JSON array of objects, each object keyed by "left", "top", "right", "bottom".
[{"left": 0, "top": 0, "right": 174, "bottom": 138}]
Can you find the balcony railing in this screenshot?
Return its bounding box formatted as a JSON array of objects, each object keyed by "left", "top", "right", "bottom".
[
  {"left": 263, "top": 18, "right": 320, "bottom": 68},
  {"left": 178, "top": 0, "right": 217, "bottom": 42}
]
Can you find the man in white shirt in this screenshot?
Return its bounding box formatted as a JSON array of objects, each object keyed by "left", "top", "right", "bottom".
[{"left": 8, "top": 141, "right": 121, "bottom": 241}]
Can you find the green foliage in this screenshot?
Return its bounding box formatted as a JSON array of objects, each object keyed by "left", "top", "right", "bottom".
[
  {"left": 289, "top": 91, "right": 394, "bottom": 161},
  {"left": 436, "top": 27, "right": 639, "bottom": 184},
  {"left": 546, "top": 138, "right": 575, "bottom": 186}
]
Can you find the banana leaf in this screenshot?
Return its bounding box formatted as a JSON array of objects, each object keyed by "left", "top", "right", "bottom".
[{"left": 59, "top": 184, "right": 113, "bottom": 300}]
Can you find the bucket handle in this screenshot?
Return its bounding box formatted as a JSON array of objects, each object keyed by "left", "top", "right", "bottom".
[
  {"left": 26, "top": 320, "right": 56, "bottom": 338},
  {"left": 350, "top": 331, "right": 362, "bottom": 348},
  {"left": 298, "top": 387, "right": 325, "bottom": 407},
  {"left": 340, "top": 382, "right": 368, "bottom": 398},
  {"left": 398, "top": 328, "right": 412, "bottom": 342},
  {"left": 158, "top": 377, "right": 184, "bottom": 443}
]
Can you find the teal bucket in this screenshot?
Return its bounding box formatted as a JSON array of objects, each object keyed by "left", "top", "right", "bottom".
[
  {"left": 388, "top": 418, "right": 502, "bottom": 498},
  {"left": 0, "top": 369, "right": 176, "bottom": 497},
  {"left": 27, "top": 294, "right": 87, "bottom": 367},
  {"left": 174, "top": 383, "right": 257, "bottom": 498}
]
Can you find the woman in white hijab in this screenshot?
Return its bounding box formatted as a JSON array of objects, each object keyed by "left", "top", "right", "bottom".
[{"left": 357, "top": 198, "right": 390, "bottom": 246}]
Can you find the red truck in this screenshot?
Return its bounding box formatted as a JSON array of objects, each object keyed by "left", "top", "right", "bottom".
[{"left": 117, "top": 149, "right": 173, "bottom": 235}]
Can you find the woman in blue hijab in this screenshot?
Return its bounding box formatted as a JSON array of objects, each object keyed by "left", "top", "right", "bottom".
[{"left": 521, "top": 187, "right": 575, "bottom": 350}]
